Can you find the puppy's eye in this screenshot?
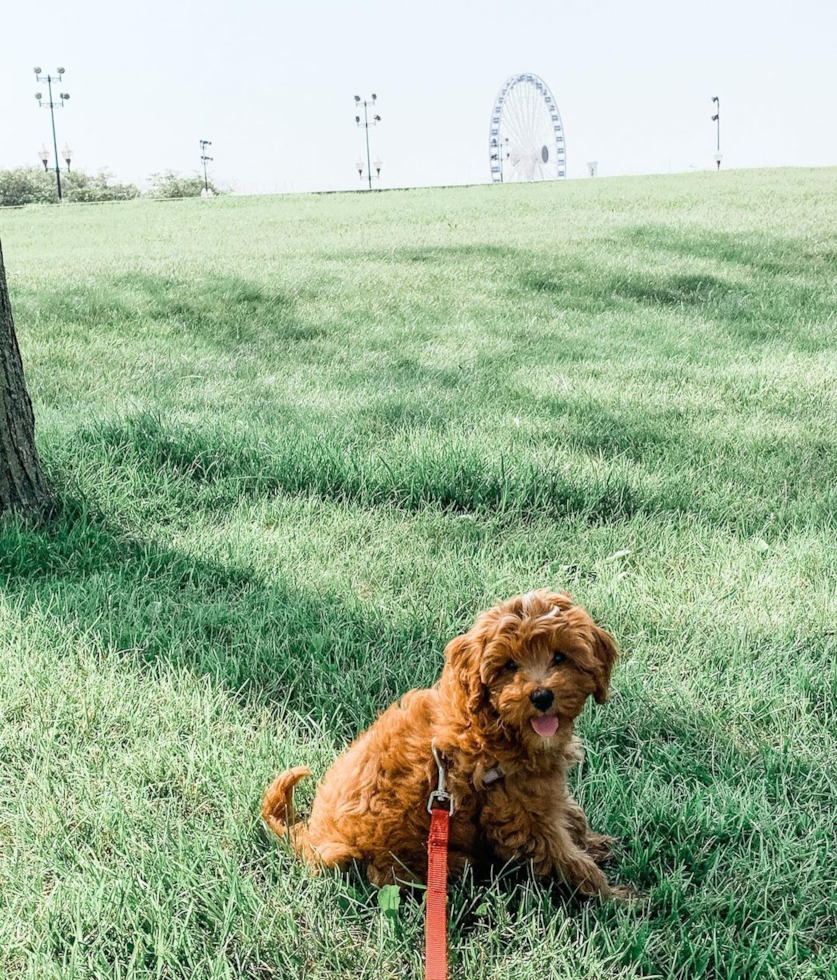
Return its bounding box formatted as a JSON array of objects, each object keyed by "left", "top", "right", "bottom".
[
  {"left": 504, "top": 660, "right": 518, "bottom": 672},
  {"left": 552, "top": 651, "right": 566, "bottom": 666}
]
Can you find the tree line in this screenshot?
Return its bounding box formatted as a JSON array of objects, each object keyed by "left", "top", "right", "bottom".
[{"left": 0, "top": 168, "right": 223, "bottom": 207}]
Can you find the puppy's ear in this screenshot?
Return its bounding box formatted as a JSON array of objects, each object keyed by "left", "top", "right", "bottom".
[
  {"left": 550, "top": 591, "right": 574, "bottom": 612},
  {"left": 443, "top": 631, "right": 487, "bottom": 716},
  {"left": 591, "top": 625, "right": 618, "bottom": 704}
]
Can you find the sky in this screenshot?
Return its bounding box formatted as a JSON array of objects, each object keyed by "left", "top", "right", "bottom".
[{"left": 1, "top": 0, "right": 836, "bottom": 195}]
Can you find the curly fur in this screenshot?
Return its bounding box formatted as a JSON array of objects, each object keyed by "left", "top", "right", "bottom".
[{"left": 263, "top": 589, "right": 628, "bottom": 898}]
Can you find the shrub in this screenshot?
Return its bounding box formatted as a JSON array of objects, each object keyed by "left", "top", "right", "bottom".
[
  {"left": 0, "top": 167, "right": 140, "bottom": 207},
  {"left": 0, "top": 168, "right": 57, "bottom": 206},
  {"left": 146, "top": 171, "right": 223, "bottom": 199},
  {"left": 67, "top": 170, "right": 141, "bottom": 203}
]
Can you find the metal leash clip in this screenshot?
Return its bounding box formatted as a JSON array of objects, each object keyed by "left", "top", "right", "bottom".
[{"left": 427, "top": 739, "right": 455, "bottom": 815}]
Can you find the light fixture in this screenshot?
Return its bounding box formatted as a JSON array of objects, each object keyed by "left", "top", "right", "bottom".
[
  {"left": 356, "top": 159, "right": 364, "bottom": 176},
  {"left": 34, "top": 66, "right": 42, "bottom": 74},
  {"left": 38, "top": 145, "right": 50, "bottom": 170},
  {"left": 374, "top": 158, "right": 383, "bottom": 176},
  {"left": 62, "top": 144, "right": 73, "bottom": 170}
]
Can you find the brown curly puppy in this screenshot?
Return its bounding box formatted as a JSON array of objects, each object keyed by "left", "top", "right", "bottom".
[{"left": 263, "top": 589, "right": 627, "bottom": 898}]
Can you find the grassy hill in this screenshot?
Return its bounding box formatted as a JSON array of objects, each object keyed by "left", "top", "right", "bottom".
[{"left": 1, "top": 168, "right": 836, "bottom": 979}]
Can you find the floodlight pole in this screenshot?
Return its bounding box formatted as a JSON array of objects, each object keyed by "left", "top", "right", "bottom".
[
  {"left": 200, "top": 140, "right": 213, "bottom": 194},
  {"left": 34, "top": 67, "right": 69, "bottom": 201},
  {"left": 354, "top": 94, "right": 382, "bottom": 190},
  {"left": 47, "top": 76, "right": 61, "bottom": 199},
  {"left": 363, "top": 102, "right": 372, "bottom": 191},
  {"left": 711, "top": 96, "right": 721, "bottom": 170}
]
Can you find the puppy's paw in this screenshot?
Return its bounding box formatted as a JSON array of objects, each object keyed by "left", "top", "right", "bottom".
[
  {"left": 585, "top": 832, "right": 616, "bottom": 864},
  {"left": 607, "top": 883, "right": 644, "bottom": 905}
]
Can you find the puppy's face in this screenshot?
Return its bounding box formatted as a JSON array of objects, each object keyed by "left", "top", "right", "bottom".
[{"left": 443, "top": 590, "right": 617, "bottom": 748}]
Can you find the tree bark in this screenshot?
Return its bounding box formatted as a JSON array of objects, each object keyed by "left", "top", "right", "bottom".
[{"left": 0, "top": 238, "right": 49, "bottom": 516}]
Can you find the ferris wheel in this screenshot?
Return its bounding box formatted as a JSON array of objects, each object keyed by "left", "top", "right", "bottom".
[{"left": 489, "top": 73, "right": 567, "bottom": 183}]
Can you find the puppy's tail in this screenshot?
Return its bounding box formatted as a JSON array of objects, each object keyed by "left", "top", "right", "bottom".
[{"left": 262, "top": 766, "right": 311, "bottom": 848}]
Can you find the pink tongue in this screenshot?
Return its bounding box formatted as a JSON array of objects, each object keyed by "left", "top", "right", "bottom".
[{"left": 531, "top": 716, "right": 559, "bottom": 737}]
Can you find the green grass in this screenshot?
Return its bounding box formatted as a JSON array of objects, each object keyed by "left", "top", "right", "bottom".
[{"left": 1, "top": 167, "right": 836, "bottom": 980}]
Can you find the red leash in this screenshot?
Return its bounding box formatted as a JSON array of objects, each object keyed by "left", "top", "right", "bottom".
[
  {"left": 426, "top": 806, "right": 450, "bottom": 980},
  {"left": 426, "top": 741, "right": 453, "bottom": 980}
]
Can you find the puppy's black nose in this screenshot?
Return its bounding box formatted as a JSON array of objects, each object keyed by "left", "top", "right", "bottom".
[{"left": 530, "top": 689, "right": 554, "bottom": 711}]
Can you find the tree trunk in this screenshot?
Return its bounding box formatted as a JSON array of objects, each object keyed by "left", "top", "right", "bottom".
[{"left": 0, "top": 239, "right": 49, "bottom": 515}]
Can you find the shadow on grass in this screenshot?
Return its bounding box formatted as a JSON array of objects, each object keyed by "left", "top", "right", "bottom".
[
  {"left": 17, "top": 232, "right": 834, "bottom": 376},
  {"left": 50, "top": 403, "right": 837, "bottom": 542},
  {"left": 358, "top": 234, "right": 835, "bottom": 352},
  {"left": 519, "top": 266, "right": 732, "bottom": 309},
  {"left": 84, "top": 410, "right": 648, "bottom": 525},
  {"left": 328, "top": 243, "right": 518, "bottom": 265},
  {"left": 14, "top": 271, "right": 323, "bottom": 350},
  {"left": 531, "top": 396, "right": 688, "bottom": 462},
  {"left": 617, "top": 224, "right": 837, "bottom": 279},
  {"left": 0, "top": 495, "right": 441, "bottom": 741}
]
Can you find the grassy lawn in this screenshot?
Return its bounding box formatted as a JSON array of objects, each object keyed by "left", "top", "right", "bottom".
[{"left": 1, "top": 167, "right": 836, "bottom": 979}]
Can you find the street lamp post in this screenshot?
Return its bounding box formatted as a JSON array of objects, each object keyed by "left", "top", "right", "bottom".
[
  {"left": 34, "top": 66, "right": 70, "bottom": 201},
  {"left": 711, "top": 96, "right": 722, "bottom": 170},
  {"left": 354, "top": 94, "right": 382, "bottom": 190},
  {"left": 200, "top": 140, "right": 213, "bottom": 196}
]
